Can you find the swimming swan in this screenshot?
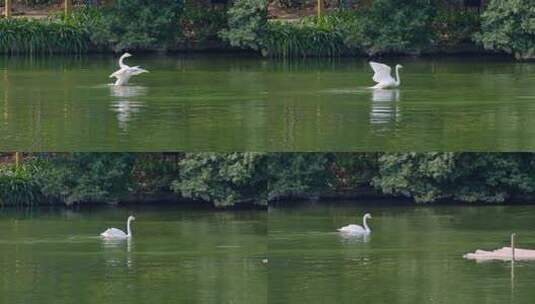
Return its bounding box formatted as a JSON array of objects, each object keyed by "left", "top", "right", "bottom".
[
  {"left": 369, "top": 62, "right": 402, "bottom": 89},
  {"left": 110, "top": 53, "right": 149, "bottom": 86},
  {"left": 100, "top": 215, "right": 135, "bottom": 239},
  {"left": 338, "top": 213, "right": 372, "bottom": 235}
]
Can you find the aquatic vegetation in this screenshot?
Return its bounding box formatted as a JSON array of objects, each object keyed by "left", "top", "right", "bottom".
[
  {"left": 263, "top": 15, "right": 350, "bottom": 58},
  {"left": 262, "top": 1, "right": 437, "bottom": 58},
  {"left": 0, "top": 164, "right": 43, "bottom": 206},
  {"left": 0, "top": 17, "right": 89, "bottom": 54}
]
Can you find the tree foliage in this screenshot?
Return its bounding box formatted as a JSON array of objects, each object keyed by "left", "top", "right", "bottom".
[
  {"left": 475, "top": 0, "right": 535, "bottom": 60},
  {"left": 3, "top": 153, "right": 535, "bottom": 207},
  {"left": 34, "top": 153, "right": 136, "bottom": 205},
  {"left": 171, "top": 153, "right": 267, "bottom": 206},
  {"left": 219, "top": 0, "right": 268, "bottom": 50},
  {"left": 265, "top": 153, "right": 331, "bottom": 200},
  {"left": 373, "top": 153, "right": 535, "bottom": 203},
  {"left": 89, "top": 0, "right": 184, "bottom": 52},
  {"left": 346, "top": 0, "right": 437, "bottom": 55}
]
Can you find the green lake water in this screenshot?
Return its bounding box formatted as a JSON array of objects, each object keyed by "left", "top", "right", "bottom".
[
  {"left": 2, "top": 55, "right": 535, "bottom": 151},
  {"left": 0, "top": 206, "right": 267, "bottom": 304},
  {"left": 268, "top": 202, "right": 535, "bottom": 304}
]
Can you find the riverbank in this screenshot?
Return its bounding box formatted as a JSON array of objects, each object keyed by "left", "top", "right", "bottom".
[
  {"left": 3, "top": 153, "right": 535, "bottom": 208},
  {"left": 1, "top": 1, "right": 530, "bottom": 60}
]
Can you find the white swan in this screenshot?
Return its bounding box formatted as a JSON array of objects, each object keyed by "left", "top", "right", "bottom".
[
  {"left": 369, "top": 62, "right": 402, "bottom": 89},
  {"left": 338, "top": 213, "right": 372, "bottom": 235},
  {"left": 100, "top": 215, "right": 135, "bottom": 239},
  {"left": 110, "top": 53, "right": 149, "bottom": 86}
]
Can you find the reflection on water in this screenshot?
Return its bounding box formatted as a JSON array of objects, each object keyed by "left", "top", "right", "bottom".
[
  {"left": 101, "top": 237, "right": 134, "bottom": 270},
  {"left": 371, "top": 89, "right": 400, "bottom": 102},
  {"left": 110, "top": 85, "right": 147, "bottom": 131},
  {"left": 338, "top": 231, "right": 370, "bottom": 243},
  {"left": 109, "top": 85, "right": 148, "bottom": 98},
  {"left": 3, "top": 55, "right": 535, "bottom": 150},
  {"left": 269, "top": 203, "right": 535, "bottom": 304},
  {"left": 0, "top": 206, "right": 267, "bottom": 304},
  {"left": 370, "top": 89, "right": 401, "bottom": 126}
]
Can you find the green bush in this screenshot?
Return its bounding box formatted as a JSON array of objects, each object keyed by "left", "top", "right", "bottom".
[
  {"left": 180, "top": 3, "right": 228, "bottom": 44},
  {"left": 265, "top": 153, "right": 331, "bottom": 200},
  {"left": 131, "top": 153, "right": 181, "bottom": 193},
  {"left": 35, "top": 153, "right": 137, "bottom": 205},
  {"left": 0, "top": 164, "right": 43, "bottom": 206},
  {"left": 88, "top": 0, "right": 184, "bottom": 52},
  {"left": 433, "top": 8, "right": 480, "bottom": 47},
  {"left": 475, "top": 0, "right": 535, "bottom": 60},
  {"left": 345, "top": 0, "right": 436, "bottom": 55},
  {"left": 0, "top": 17, "right": 89, "bottom": 54},
  {"left": 372, "top": 153, "right": 535, "bottom": 203},
  {"left": 262, "top": 1, "right": 438, "bottom": 58},
  {"left": 172, "top": 153, "right": 267, "bottom": 207},
  {"left": 263, "top": 14, "right": 352, "bottom": 57},
  {"left": 219, "top": 0, "right": 268, "bottom": 50}
]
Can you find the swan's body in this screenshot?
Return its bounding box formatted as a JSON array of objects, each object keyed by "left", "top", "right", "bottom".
[
  {"left": 110, "top": 53, "right": 148, "bottom": 86},
  {"left": 369, "top": 62, "right": 402, "bottom": 89},
  {"left": 338, "top": 213, "right": 372, "bottom": 235},
  {"left": 101, "top": 215, "right": 135, "bottom": 239}
]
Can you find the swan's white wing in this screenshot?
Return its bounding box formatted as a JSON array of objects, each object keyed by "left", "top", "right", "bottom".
[
  {"left": 101, "top": 228, "right": 127, "bottom": 238},
  {"left": 128, "top": 66, "right": 149, "bottom": 76},
  {"left": 369, "top": 62, "right": 395, "bottom": 84},
  {"left": 110, "top": 68, "right": 127, "bottom": 78},
  {"left": 337, "top": 224, "right": 365, "bottom": 233}
]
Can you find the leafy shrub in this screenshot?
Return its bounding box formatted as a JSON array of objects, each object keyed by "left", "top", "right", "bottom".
[
  {"left": 179, "top": 2, "right": 228, "bottom": 44},
  {"left": 219, "top": 0, "right": 268, "bottom": 50},
  {"left": 0, "top": 164, "right": 43, "bottom": 206},
  {"left": 475, "top": 0, "right": 535, "bottom": 60},
  {"left": 330, "top": 153, "right": 380, "bottom": 190},
  {"left": 172, "top": 153, "right": 267, "bottom": 207},
  {"left": 373, "top": 153, "right": 535, "bottom": 203},
  {"left": 263, "top": 1, "right": 437, "bottom": 58},
  {"left": 265, "top": 153, "right": 331, "bottom": 200},
  {"left": 88, "top": 0, "right": 184, "bottom": 52},
  {"left": 345, "top": 0, "right": 436, "bottom": 55},
  {"left": 433, "top": 8, "right": 480, "bottom": 47},
  {"left": 0, "top": 17, "right": 89, "bottom": 54},
  {"left": 35, "top": 153, "right": 136, "bottom": 205},
  {"left": 131, "top": 153, "right": 181, "bottom": 193},
  {"left": 263, "top": 14, "right": 351, "bottom": 57}
]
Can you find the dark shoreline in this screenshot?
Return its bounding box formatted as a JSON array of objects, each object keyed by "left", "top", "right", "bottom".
[{"left": 0, "top": 42, "right": 514, "bottom": 60}]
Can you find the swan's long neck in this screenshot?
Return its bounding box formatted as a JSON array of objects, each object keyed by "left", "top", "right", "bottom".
[
  {"left": 127, "top": 218, "right": 132, "bottom": 237},
  {"left": 119, "top": 54, "right": 129, "bottom": 69},
  {"left": 363, "top": 216, "right": 370, "bottom": 232},
  {"left": 395, "top": 66, "right": 401, "bottom": 86}
]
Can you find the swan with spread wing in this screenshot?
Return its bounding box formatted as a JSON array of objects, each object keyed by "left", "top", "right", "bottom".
[
  {"left": 369, "top": 62, "right": 402, "bottom": 89},
  {"left": 110, "top": 53, "right": 149, "bottom": 86}
]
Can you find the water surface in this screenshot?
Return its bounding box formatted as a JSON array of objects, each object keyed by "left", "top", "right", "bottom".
[
  {"left": 0, "top": 206, "right": 267, "bottom": 304},
  {"left": 2, "top": 55, "right": 535, "bottom": 151},
  {"left": 269, "top": 202, "right": 535, "bottom": 304}
]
